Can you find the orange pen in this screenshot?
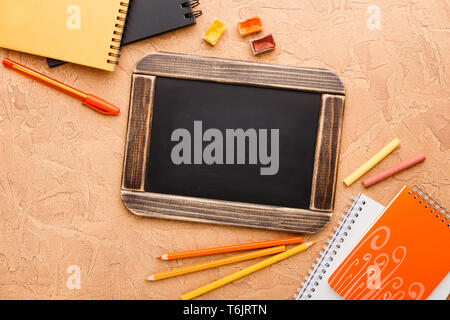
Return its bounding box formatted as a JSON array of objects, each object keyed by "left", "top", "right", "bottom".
[{"left": 2, "top": 58, "right": 120, "bottom": 115}]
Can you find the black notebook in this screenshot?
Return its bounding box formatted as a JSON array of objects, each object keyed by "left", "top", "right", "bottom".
[{"left": 47, "top": 0, "right": 202, "bottom": 68}]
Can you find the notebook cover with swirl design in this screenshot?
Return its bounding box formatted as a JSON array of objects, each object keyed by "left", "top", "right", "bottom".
[{"left": 328, "top": 185, "right": 449, "bottom": 300}]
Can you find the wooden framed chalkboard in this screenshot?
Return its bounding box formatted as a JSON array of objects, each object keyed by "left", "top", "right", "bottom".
[{"left": 121, "top": 52, "right": 345, "bottom": 233}]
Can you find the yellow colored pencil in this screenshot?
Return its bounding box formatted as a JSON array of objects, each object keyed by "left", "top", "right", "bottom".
[
  {"left": 146, "top": 245, "right": 286, "bottom": 281},
  {"left": 181, "top": 241, "right": 316, "bottom": 300},
  {"left": 343, "top": 138, "right": 400, "bottom": 187}
]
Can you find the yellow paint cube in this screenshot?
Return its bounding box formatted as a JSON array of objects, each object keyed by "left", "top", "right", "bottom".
[{"left": 203, "top": 18, "right": 226, "bottom": 46}]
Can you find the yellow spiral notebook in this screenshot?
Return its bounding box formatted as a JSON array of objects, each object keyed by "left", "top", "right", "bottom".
[{"left": 0, "top": 0, "right": 129, "bottom": 71}]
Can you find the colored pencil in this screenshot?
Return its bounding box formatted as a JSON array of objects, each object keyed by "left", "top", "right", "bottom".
[
  {"left": 181, "top": 241, "right": 316, "bottom": 300},
  {"left": 147, "top": 245, "right": 286, "bottom": 281},
  {"left": 344, "top": 138, "right": 400, "bottom": 186},
  {"left": 156, "top": 236, "right": 303, "bottom": 260},
  {"left": 363, "top": 153, "right": 426, "bottom": 188}
]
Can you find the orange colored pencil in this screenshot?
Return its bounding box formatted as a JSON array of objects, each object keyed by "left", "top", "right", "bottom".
[
  {"left": 156, "top": 236, "right": 303, "bottom": 260},
  {"left": 147, "top": 246, "right": 286, "bottom": 281}
]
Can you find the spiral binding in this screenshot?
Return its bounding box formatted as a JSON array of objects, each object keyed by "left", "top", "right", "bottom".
[
  {"left": 185, "top": 10, "right": 203, "bottom": 19},
  {"left": 188, "top": 0, "right": 200, "bottom": 8},
  {"left": 294, "top": 195, "right": 366, "bottom": 300},
  {"left": 410, "top": 185, "right": 449, "bottom": 226},
  {"left": 295, "top": 186, "right": 448, "bottom": 299},
  {"left": 107, "top": 1, "right": 129, "bottom": 65},
  {"left": 182, "top": 1, "right": 203, "bottom": 19}
]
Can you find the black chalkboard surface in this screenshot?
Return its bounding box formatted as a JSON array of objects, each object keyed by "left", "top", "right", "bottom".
[
  {"left": 146, "top": 77, "right": 321, "bottom": 210},
  {"left": 121, "top": 52, "right": 345, "bottom": 233}
]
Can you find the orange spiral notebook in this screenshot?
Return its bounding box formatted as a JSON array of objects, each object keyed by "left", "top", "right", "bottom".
[{"left": 328, "top": 185, "right": 449, "bottom": 300}]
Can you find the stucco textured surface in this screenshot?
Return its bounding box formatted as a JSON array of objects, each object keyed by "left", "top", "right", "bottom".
[{"left": 0, "top": 0, "right": 448, "bottom": 299}]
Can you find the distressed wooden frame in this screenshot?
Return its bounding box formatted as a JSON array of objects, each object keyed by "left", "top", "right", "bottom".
[{"left": 121, "top": 52, "right": 345, "bottom": 233}]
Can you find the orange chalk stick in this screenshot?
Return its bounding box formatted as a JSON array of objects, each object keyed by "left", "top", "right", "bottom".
[
  {"left": 238, "top": 17, "right": 262, "bottom": 36},
  {"left": 156, "top": 236, "right": 303, "bottom": 260},
  {"left": 363, "top": 153, "right": 426, "bottom": 188}
]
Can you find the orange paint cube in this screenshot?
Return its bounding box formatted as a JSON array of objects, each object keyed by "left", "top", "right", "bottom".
[{"left": 237, "top": 17, "right": 262, "bottom": 36}]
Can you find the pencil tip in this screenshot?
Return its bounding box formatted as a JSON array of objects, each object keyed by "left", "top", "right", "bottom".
[
  {"left": 146, "top": 275, "right": 154, "bottom": 281},
  {"left": 161, "top": 254, "right": 168, "bottom": 260},
  {"left": 156, "top": 256, "right": 161, "bottom": 260},
  {"left": 306, "top": 241, "right": 317, "bottom": 248}
]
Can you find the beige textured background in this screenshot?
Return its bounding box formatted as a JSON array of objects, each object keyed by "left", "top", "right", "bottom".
[{"left": 0, "top": 0, "right": 449, "bottom": 299}]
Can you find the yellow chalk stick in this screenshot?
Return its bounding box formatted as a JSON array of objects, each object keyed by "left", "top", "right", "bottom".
[
  {"left": 181, "top": 241, "right": 316, "bottom": 300},
  {"left": 343, "top": 138, "right": 400, "bottom": 187},
  {"left": 203, "top": 18, "right": 226, "bottom": 46}
]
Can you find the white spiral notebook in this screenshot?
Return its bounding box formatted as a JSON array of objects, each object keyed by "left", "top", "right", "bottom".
[{"left": 295, "top": 193, "right": 450, "bottom": 300}]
